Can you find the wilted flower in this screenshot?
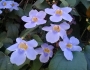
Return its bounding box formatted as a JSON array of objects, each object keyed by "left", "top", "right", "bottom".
[
  {"left": 7, "top": 38, "right": 38, "bottom": 66},
  {"left": 59, "top": 36, "right": 82, "bottom": 60},
  {"left": 0, "top": 0, "right": 12, "bottom": 9},
  {"left": 21, "top": 10, "right": 46, "bottom": 28},
  {"left": 45, "top": 4, "right": 72, "bottom": 22},
  {"left": 42, "top": 22, "right": 70, "bottom": 43},
  {"left": 9, "top": 1, "right": 19, "bottom": 11},
  {"left": 36, "top": 43, "right": 54, "bottom": 63}
]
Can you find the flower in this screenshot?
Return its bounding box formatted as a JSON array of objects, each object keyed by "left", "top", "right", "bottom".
[
  {"left": 42, "top": 22, "right": 70, "bottom": 43},
  {"left": 21, "top": 10, "right": 46, "bottom": 28},
  {"left": 0, "top": 0, "right": 12, "bottom": 9},
  {"left": 9, "top": 1, "right": 19, "bottom": 11},
  {"left": 36, "top": 43, "right": 54, "bottom": 63},
  {"left": 0, "top": 10, "right": 2, "bottom": 14},
  {"left": 59, "top": 36, "right": 82, "bottom": 60},
  {"left": 7, "top": 38, "right": 38, "bottom": 66},
  {"left": 45, "top": 4, "right": 72, "bottom": 22}
]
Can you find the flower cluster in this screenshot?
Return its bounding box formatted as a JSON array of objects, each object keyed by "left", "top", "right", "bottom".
[
  {"left": 7, "top": 4, "right": 82, "bottom": 66},
  {"left": 0, "top": 0, "right": 19, "bottom": 14}
]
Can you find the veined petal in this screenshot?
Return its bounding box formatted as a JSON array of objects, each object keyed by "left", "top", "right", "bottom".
[
  {"left": 52, "top": 4, "right": 60, "bottom": 10},
  {"left": 64, "top": 49, "right": 73, "bottom": 60},
  {"left": 61, "top": 7, "right": 72, "bottom": 13},
  {"left": 50, "top": 15, "right": 62, "bottom": 22},
  {"left": 46, "top": 31, "right": 59, "bottom": 43},
  {"left": 71, "top": 46, "right": 82, "bottom": 51},
  {"left": 21, "top": 16, "right": 31, "bottom": 22},
  {"left": 7, "top": 43, "right": 18, "bottom": 51},
  {"left": 49, "top": 51, "right": 53, "bottom": 57},
  {"left": 62, "top": 13, "right": 72, "bottom": 22},
  {"left": 42, "top": 26, "right": 52, "bottom": 32},
  {"left": 60, "top": 22, "right": 70, "bottom": 30},
  {"left": 10, "top": 50, "right": 26, "bottom": 66},
  {"left": 39, "top": 53, "right": 49, "bottom": 63},
  {"left": 24, "top": 23, "right": 36, "bottom": 28},
  {"left": 59, "top": 29, "right": 66, "bottom": 39},
  {"left": 70, "top": 36, "right": 79, "bottom": 45},
  {"left": 29, "top": 10, "right": 38, "bottom": 17},
  {"left": 26, "top": 48, "right": 37, "bottom": 60},
  {"left": 45, "top": 8, "right": 54, "bottom": 15},
  {"left": 35, "top": 48, "right": 43, "bottom": 54},
  {"left": 27, "top": 39, "right": 38, "bottom": 48},
  {"left": 16, "top": 38, "right": 22, "bottom": 43},
  {"left": 37, "top": 11, "right": 46, "bottom": 19},
  {"left": 36, "top": 19, "right": 46, "bottom": 25},
  {"left": 59, "top": 41, "right": 67, "bottom": 51}
]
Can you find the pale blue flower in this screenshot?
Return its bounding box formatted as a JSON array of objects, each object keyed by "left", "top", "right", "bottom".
[
  {"left": 9, "top": 1, "right": 19, "bottom": 11},
  {"left": 0, "top": 0, "right": 12, "bottom": 9},
  {"left": 42, "top": 22, "right": 70, "bottom": 43},
  {"left": 21, "top": 10, "right": 46, "bottom": 28},
  {"left": 45, "top": 4, "right": 72, "bottom": 22},
  {"left": 59, "top": 36, "right": 82, "bottom": 60},
  {"left": 36, "top": 43, "right": 54, "bottom": 63},
  {"left": 7, "top": 38, "right": 38, "bottom": 66}
]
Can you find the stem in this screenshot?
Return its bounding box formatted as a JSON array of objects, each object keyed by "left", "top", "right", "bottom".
[{"left": 81, "top": 28, "right": 87, "bottom": 39}]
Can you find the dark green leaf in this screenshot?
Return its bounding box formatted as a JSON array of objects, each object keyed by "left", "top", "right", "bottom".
[
  {"left": 32, "top": 34, "right": 43, "bottom": 46},
  {"left": 60, "top": 0, "right": 69, "bottom": 6},
  {"left": 49, "top": 51, "right": 87, "bottom": 70},
  {"left": 15, "top": 7, "right": 24, "bottom": 17},
  {"left": 20, "top": 26, "right": 38, "bottom": 38},
  {"left": 33, "top": 0, "right": 49, "bottom": 9},
  {"left": 24, "top": 4, "right": 32, "bottom": 16},
  {"left": 66, "top": 0, "right": 76, "bottom": 7},
  {"left": 6, "top": 22, "right": 19, "bottom": 39},
  {"left": 80, "top": 0, "right": 90, "bottom": 9},
  {"left": 31, "top": 58, "right": 42, "bottom": 70},
  {"left": 0, "top": 52, "right": 14, "bottom": 70},
  {"left": 0, "top": 42, "right": 3, "bottom": 48},
  {"left": 84, "top": 45, "right": 90, "bottom": 70}
]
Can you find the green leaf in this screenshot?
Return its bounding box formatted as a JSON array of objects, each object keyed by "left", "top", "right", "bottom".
[
  {"left": 84, "top": 45, "right": 90, "bottom": 70},
  {"left": 71, "top": 8, "right": 80, "bottom": 16},
  {"left": 0, "top": 42, "right": 3, "bottom": 48},
  {"left": 6, "top": 22, "right": 19, "bottom": 39},
  {"left": 24, "top": 4, "right": 32, "bottom": 16},
  {"left": 32, "top": 34, "right": 43, "bottom": 46},
  {"left": 80, "top": 0, "right": 90, "bottom": 9},
  {"left": 60, "top": 0, "right": 69, "bottom": 6},
  {"left": 66, "top": 0, "right": 76, "bottom": 7},
  {"left": 0, "top": 32, "right": 7, "bottom": 42},
  {"left": 15, "top": 7, "right": 24, "bottom": 17},
  {"left": 0, "top": 51, "right": 14, "bottom": 70},
  {"left": 33, "top": 0, "right": 49, "bottom": 9},
  {"left": 20, "top": 26, "right": 38, "bottom": 39},
  {"left": 49, "top": 51, "right": 87, "bottom": 70},
  {"left": 31, "top": 58, "right": 42, "bottom": 70}
]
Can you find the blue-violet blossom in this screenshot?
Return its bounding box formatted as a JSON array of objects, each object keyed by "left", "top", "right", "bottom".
[
  {"left": 36, "top": 43, "right": 54, "bottom": 63},
  {"left": 42, "top": 22, "right": 70, "bottom": 43},
  {"left": 7, "top": 38, "right": 38, "bottom": 66},
  {"left": 59, "top": 36, "right": 82, "bottom": 60},
  {"left": 21, "top": 10, "right": 46, "bottom": 28},
  {"left": 45, "top": 4, "right": 72, "bottom": 22}
]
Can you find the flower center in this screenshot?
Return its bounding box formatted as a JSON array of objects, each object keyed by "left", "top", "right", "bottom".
[
  {"left": 19, "top": 42, "right": 28, "bottom": 50},
  {"left": 32, "top": 17, "right": 38, "bottom": 22},
  {"left": 55, "top": 9, "right": 63, "bottom": 16},
  {"left": 2, "top": 2, "right": 6, "bottom": 6},
  {"left": 66, "top": 43, "right": 72, "bottom": 48},
  {"left": 53, "top": 25, "right": 60, "bottom": 32},
  {"left": 44, "top": 48, "right": 50, "bottom": 53},
  {"left": 11, "top": 3, "right": 15, "bottom": 7}
]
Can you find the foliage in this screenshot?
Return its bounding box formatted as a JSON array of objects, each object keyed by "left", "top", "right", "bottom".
[{"left": 0, "top": 0, "right": 90, "bottom": 70}]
